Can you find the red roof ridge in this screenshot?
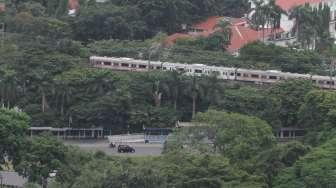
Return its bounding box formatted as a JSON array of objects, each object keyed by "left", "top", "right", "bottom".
[{"left": 276, "top": 0, "right": 324, "bottom": 11}]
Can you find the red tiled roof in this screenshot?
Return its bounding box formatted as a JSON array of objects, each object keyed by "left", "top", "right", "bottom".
[
  {"left": 227, "top": 26, "right": 259, "bottom": 53},
  {"left": 192, "top": 16, "right": 221, "bottom": 31},
  {"left": 166, "top": 16, "right": 284, "bottom": 54},
  {"left": 276, "top": 0, "right": 323, "bottom": 11},
  {"left": 68, "top": 0, "right": 79, "bottom": 10},
  {"left": 191, "top": 16, "right": 248, "bottom": 31},
  {"left": 165, "top": 33, "right": 192, "bottom": 46}
]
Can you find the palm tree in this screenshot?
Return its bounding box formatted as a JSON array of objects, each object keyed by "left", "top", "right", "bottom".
[
  {"left": 212, "top": 18, "right": 232, "bottom": 50},
  {"left": 267, "top": 0, "right": 284, "bottom": 39},
  {"left": 185, "top": 76, "right": 204, "bottom": 118},
  {"left": 86, "top": 71, "right": 116, "bottom": 96},
  {"left": 203, "top": 73, "right": 222, "bottom": 107},
  {"left": 168, "top": 71, "right": 184, "bottom": 110},
  {"left": 152, "top": 80, "right": 163, "bottom": 107},
  {"left": 0, "top": 68, "right": 18, "bottom": 108},
  {"left": 290, "top": 4, "right": 317, "bottom": 49},
  {"left": 53, "top": 80, "right": 74, "bottom": 116},
  {"left": 251, "top": 0, "right": 283, "bottom": 41},
  {"left": 38, "top": 82, "right": 50, "bottom": 113}
]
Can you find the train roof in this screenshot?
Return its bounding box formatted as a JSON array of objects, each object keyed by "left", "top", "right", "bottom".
[{"left": 90, "top": 56, "right": 336, "bottom": 80}]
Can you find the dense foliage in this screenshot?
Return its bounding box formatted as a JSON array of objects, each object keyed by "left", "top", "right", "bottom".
[{"left": 1, "top": 0, "right": 336, "bottom": 188}]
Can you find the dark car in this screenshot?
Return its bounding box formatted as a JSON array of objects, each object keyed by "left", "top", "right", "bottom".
[{"left": 117, "top": 145, "right": 135, "bottom": 153}]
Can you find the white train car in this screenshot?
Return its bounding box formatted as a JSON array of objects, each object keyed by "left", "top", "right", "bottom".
[
  {"left": 89, "top": 56, "right": 336, "bottom": 90},
  {"left": 312, "top": 75, "right": 336, "bottom": 89}
]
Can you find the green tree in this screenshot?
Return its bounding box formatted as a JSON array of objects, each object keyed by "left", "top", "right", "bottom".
[
  {"left": 193, "top": 110, "right": 275, "bottom": 165},
  {"left": 0, "top": 107, "right": 29, "bottom": 170},
  {"left": 16, "top": 135, "right": 68, "bottom": 188},
  {"left": 290, "top": 3, "right": 331, "bottom": 50},
  {"left": 253, "top": 142, "right": 310, "bottom": 188},
  {"left": 269, "top": 79, "right": 315, "bottom": 127},
  {"left": 273, "top": 138, "right": 336, "bottom": 188}
]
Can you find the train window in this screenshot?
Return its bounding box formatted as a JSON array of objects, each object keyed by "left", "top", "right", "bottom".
[
  {"left": 195, "top": 69, "right": 202, "bottom": 73},
  {"left": 318, "top": 80, "right": 324, "bottom": 84},
  {"left": 237, "top": 73, "right": 241, "bottom": 77},
  {"left": 131, "top": 64, "right": 137, "bottom": 68},
  {"left": 312, "top": 80, "right": 316, "bottom": 83},
  {"left": 243, "top": 73, "right": 249, "bottom": 77},
  {"left": 212, "top": 71, "right": 220, "bottom": 75},
  {"left": 261, "top": 75, "right": 267, "bottom": 79},
  {"left": 251, "top": 74, "right": 259, "bottom": 78},
  {"left": 156, "top": 66, "right": 161, "bottom": 70},
  {"left": 279, "top": 77, "right": 285, "bottom": 80},
  {"left": 163, "top": 67, "right": 167, "bottom": 70},
  {"left": 121, "top": 63, "right": 129, "bottom": 67},
  {"left": 223, "top": 72, "right": 227, "bottom": 75},
  {"left": 178, "top": 68, "right": 184, "bottom": 71},
  {"left": 103, "top": 62, "right": 111, "bottom": 66},
  {"left": 269, "top": 76, "right": 277, "bottom": 80},
  {"left": 150, "top": 66, "right": 154, "bottom": 69},
  {"left": 327, "top": 81, "right": 335, "bottom": 85},
  {"left": 113, "top": 63, "right": 119, "bottom": 66},
  {"left": 139, "top": 65, "right": 147, "bottom": 69},
  {"left": 230, "top": 72, "right": 234, "bottom": 76}
]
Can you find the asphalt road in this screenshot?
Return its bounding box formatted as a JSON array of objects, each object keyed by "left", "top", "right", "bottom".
[{"left": 63, "top": 140, "right": 163, "bottom": 157}]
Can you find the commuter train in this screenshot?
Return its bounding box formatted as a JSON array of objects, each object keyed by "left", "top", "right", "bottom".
[{"left": 90, "top": 56, "right": 336, "bottom": 89}]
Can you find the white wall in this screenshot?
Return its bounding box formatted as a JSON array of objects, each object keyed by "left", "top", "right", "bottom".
[
  {"left": 280, "top": 14, "right": 295, "bottom": 33},
  {"left": 326, "top": 0, "right": 336, "bottom": 38}
]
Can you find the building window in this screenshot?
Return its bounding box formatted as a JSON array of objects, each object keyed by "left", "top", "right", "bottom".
[{"left": 195, "top": 69, "right": 202, "bottom": 73}]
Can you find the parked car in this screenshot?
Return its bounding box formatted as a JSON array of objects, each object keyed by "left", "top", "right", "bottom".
[{"left": 118, "top": 145, "right": 135, "bottom": 153}]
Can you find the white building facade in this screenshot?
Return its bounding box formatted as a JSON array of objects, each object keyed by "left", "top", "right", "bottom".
[{"left": 249, "top": 0, "right": 336, "bottom": 46}]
